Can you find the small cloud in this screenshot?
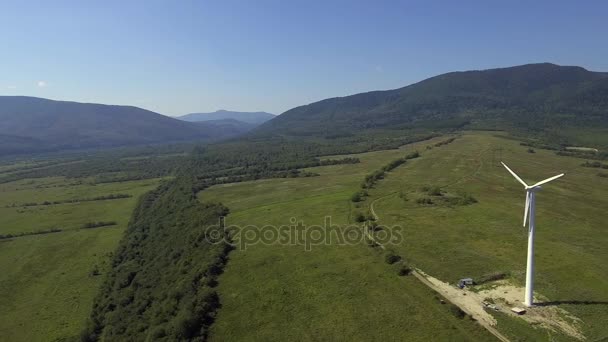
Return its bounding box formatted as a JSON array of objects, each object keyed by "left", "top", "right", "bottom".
[
  {"left": 37, "top": 81, "right": 47, "bottom": 87},
  {"left": 374, "top": 65, "right": 384, "bottom": 73},
  {"left": 7, "top": 85, "right": 17, "bottom": 89}
]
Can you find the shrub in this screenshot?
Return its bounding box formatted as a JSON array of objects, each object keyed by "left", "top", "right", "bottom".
[
  {"left": 416, "top": 197, "right": 433, "bottom": 205},
  {"left": 445, "top": 193, "right": 478, "bottom": 206},
  {"left": 449, "top": 304, "right": 466, "bottom": 319},
  {"left": 427, "top": 186, "right": 442, "bottom": 196},
  {"left": 82, "top": 221, "right": 117, "bottom": 229},
  {"left": 527, "top": 148, "right": 536, "bottom": 153},
  {"left": 90, "top": 265, "right": 101, "bottom": 276},
  {"left": 477, "top": 272, "right": 507, "bottom": 284},
  {"left": 384, "top": 252, "right": 401, "bottom": 264},
  {"left": 398, "top": 266, "right": 412, "bottom": 276},
  {"left": 354, "top": 212, "right": 366, "bottom": 222},
  {"left": 582, "top": 161, "right": 605, "bottom": 168},
  {"left": 351, "top": 192, "right": 362, "bottom": 202},
  {"left": 405, "top": 151, "right": 420, "bottom": 159}
]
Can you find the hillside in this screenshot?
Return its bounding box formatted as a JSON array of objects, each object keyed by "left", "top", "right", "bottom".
[
  {"left": 0, "top": 97, "right": 245, "bottom": 154},
  {"left": 196, "top": 118, "right": 257, "bottom": 135},
  {"left": 257, "top": 63, "right": 608, "bottom": 139},
  {"left": 178, "top": 110, "right": 275, "bottom": 125}
]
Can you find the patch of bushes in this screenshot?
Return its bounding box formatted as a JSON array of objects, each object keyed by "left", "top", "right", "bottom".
[
  {"left": 434, "top": 137, "right": 457, "bottom": 147},
  {"left": 397, "top": 266, "right": 412, "bottom": 276},
  {"left": 476, "top": 272, "right": 508, "bottom": 284},
  {"left": 448, "top": 304, "right": 467, "bottom": 319},
  {"left": 416, "top": 197, "right": 434, "bottom": 205},
  {"left": 421, "top": 186, "right": 443, "bottom": 196},
  {"left": 416, "top": 187, "right": 477, "bottom": 207},
  {"left": 351, "top": 190, "right": 368, "bottom": 202},
  {"left": 444, "top": 193, "right": 478, "bottom": 206},
  {"left": 581, "top": 161, "right": 608, "bottom": 169},
  {"left": 405, "top": 151, "right": 420, "bottom": 159},
  {"left": 527, "top": 148, "right": 536, "bottom": 153},
  {"left": 354, "top": 212, "right": 367, "bottom": 222},
  {"left": 82, "top": 176, "right": 234, "bottom": 341},
  {"left": 7, "top": 193, "right": 133, "bottom": 208},
  {"left": 598, "top": 172, "right": 608, "bottom": 178},
  {"left": 361, "top": 152, "right": 420, "bottom": 189},
  {"left": 81, "top": 221, "right": 118, "bottom": 229},
  {"left": 0, "top": 227, "right": 62, "bottom": 240},
  {"left": 384, "top": 251, "right": 401, "bottom": 264}
]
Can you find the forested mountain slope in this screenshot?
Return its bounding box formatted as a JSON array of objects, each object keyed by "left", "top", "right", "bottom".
[
  {"left": 0, "top": 97, "right": 244, "bottom": 154},
  {"left": 257, "top": 63, "right": 608, "bottom": 137}
]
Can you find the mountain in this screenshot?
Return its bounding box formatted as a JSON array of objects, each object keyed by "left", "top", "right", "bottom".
[
  {"left": 256, "top": 63, "right": 608, "bottom": 137},
  {"left": 0, "top": 96, "right": 247, "bottom": 155},
  {"left": 178, "top": 110, "right": 275, "bottom": 125},
  {"left": 195, "top": 118, "right": 257, "bottom": 135}
]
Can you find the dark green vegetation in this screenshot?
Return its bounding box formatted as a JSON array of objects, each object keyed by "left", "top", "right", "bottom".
[
  {"left": 257, "top": 63, "right": 608, "bottom": 147},
  {"left": 0, "top": 96, "right": 249, "bottom": 155},
  {"left": 0, "top": 144, "right": 188, "bottom": 184},
  {"left": 5, "top": 193, "right": 131, "bottom": 207},
  {"left": 82, "top": 175, "right": 232, "bottom": 341},
  {"left": 178, "top": 110, "right": 275, "bottom": 125},
  {"left": 0, "top": 227, "right": 62, "bottom": 240}
]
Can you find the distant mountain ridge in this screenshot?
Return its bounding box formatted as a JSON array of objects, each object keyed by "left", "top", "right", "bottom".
[
  {"left": 256, "top": 63, "right": 608, "bottom": 137},
  {"left": 178, "top": 110, "right": 275, "bottom": 125},
  {"left": 0, "top": 96, "right": 247, "bottom": 155}
]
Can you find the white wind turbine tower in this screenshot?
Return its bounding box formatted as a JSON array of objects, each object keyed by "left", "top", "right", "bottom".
[{"left": 501, "top": 162, "right": 564, "bottom": 307}]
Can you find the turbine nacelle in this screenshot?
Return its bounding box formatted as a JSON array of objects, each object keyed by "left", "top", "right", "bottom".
[{"left": 501, "top": 162, "right": 564, "bottom": 227}]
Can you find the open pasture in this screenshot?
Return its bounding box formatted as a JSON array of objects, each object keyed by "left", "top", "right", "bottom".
[
  {"left": 0, "top": 175, "right": 162, "bottom": 341},
  {"left": 201, "top": 132, "right": 608, "bottom": 341}
]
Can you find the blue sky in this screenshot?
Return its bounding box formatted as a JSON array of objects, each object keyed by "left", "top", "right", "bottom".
[{"left": 1, "top": 0, "right": 607, "bottom": 116}]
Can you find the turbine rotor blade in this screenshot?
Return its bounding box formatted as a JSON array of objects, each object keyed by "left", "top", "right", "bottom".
[
  {"left": 523, "top": 191, "right": 530, "bottom": 227},
  {"left": 501, "top": 162, "right": 529, "bottom": 187},
  {"left": 530, "top": 173, "right": 565, "bottom": 188}
]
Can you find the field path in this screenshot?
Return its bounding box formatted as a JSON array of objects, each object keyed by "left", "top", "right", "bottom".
[
  {"left": 365, "top": 222, "right": 510, "bottom": 342},
  {"left": 369, "top": 191, "right": 397, "bottom": 220},
  {"left": 365, "top": 148, "right": 511, "bottom": 342}
]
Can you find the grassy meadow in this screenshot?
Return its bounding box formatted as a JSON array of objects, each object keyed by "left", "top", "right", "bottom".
[
  {"left": 0, "top": 174, "right": 162, "bottom": 341},
  {"left": 201, "top": 132, "right": 608, "bottom": 341},
  {"left": 368, "top": 132, "right": 608, "bottom": 340},
  {"left": 200, "top": 136, "right": 496, "bottom": 341}
]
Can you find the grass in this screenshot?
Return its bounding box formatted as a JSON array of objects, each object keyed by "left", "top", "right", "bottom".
[
  {"left": 200, "top": 136, "right": 496, "bottom": 341},
  {"left": 0, "top": 176, "right": 162, "bottom": 341},
  {"left": 0, "top": 177, "right": 160, "bottom": 235},
  {"left": 368, "top": 132, "right": 608, "bottom": 340},
  {"left": 201, "top": 131, "right": 608, "bottom": 341}
]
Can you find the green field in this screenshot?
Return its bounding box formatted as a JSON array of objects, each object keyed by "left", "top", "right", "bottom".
[
  {"left": 200, "top": 136, "right": 497, "bottom": 341},
  {"left": 0, "top": 175, "right": 162, "bottom": 341},
  {"left": 201, "top": 132, "right": 608, "bottom": 341},
  {"left": 369, "top": 132, "right": 608, "bottom": 340}
]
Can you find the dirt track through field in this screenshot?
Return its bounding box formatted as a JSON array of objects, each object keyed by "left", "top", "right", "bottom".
[{"left": 365, "top": 148, "right": 512, "bottom": 341}]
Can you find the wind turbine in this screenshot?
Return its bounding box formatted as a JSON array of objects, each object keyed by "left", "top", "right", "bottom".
[{"left": 501, "top": 162, "right": 564, "bottom": 307}]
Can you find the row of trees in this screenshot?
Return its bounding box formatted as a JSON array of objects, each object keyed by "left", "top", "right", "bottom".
[
  {"left": 6, "top": 193, "right": 132, "bottom": 208},
  {"left": 0, "top": 227, "right": 61, "bottom": 240}
]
